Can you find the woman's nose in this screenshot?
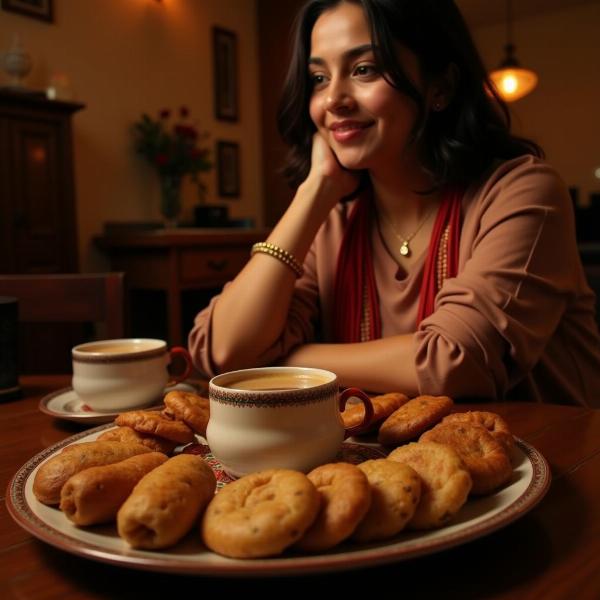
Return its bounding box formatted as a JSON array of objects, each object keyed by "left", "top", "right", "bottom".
[{"left": 325, "top": 78, "right": 354, "bottom": 112}]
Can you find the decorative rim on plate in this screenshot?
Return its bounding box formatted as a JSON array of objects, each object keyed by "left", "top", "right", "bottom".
[{"left": 5, "top": 427, "right": 551, "bottom": 577}]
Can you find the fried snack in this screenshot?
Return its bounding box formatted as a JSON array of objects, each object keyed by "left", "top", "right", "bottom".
[
  {"left": 441, "top": 411, "right": 515, "bottom": 454},
  {"left": 98, "top": 426, "right": 178, "bottom": 455},
  {"left": 33, "top": 441, "right": 152, "bottom": 505},
  {"left": 342, "top": 392, "right": 409, "bottom": 433},
  {"left": 378, "top": 395, "right": 454, "bottom": 446},
  {"left": 388, "top": 442, "right": 472, "bottom": 529},
  {"left": 351, "top": 459, "right": 421, "bottom": 542},
  {"left": 115, "top": 410, "right": 195, "bottom": 444},
  {"left": 117, "top": 454, "right": 216, "bottom": 550},
  {"left": 162, "top": 390, "right": 210, "bottom": 436},
  {"left": 420, "top": 422, "right": 512, "bottom": 495},
  {"left": 59, "top": 452, "right": 168, "bottom": 526},
  {"left": 201, "top": 469, "right": 320, "bottom": 559},
  {"left": 295, "top": 462, "right": 371, "bottom": 552}
]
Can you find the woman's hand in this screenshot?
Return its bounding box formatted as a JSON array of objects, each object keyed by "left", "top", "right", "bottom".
[{"left": 301, "top": 133, "right": 361, "bottom": 207}]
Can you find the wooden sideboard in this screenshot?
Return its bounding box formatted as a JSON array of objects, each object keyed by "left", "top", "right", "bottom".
[{"left": 95, "top": 228, "right": 268, "bottom": 346}]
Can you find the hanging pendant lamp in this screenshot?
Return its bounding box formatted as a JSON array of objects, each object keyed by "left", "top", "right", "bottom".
[{"left": 489, "top": 0, "right": 538, "bottom": 102}]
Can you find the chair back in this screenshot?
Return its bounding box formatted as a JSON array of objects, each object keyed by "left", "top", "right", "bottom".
[{"left": 0, "top": 273, "right": 125, "bottom": 373}]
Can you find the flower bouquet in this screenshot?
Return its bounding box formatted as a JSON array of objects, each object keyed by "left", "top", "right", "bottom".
[{"left": 133, "top": 106, "right": 211, "bottom": 225}]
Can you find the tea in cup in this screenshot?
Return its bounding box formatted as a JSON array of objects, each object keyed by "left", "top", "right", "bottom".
[
  {"left": 206, "top": 366, "right": 374, "bottom": 477},
  {"left": 71, "top": 338, "right": 192, "bottom": 412}
]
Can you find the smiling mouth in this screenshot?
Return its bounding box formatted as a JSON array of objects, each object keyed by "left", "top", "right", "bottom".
[{"left": 330, "top": 122, "right": 373, "bottom": 142}]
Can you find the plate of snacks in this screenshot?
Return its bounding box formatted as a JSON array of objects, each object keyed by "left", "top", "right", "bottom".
[{"left": 7, "top": 391, "right": 551, "bottom": 576}]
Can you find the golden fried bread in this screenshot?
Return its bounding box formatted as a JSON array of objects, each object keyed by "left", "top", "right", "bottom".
[
  {"left": 98, "top": 426, "right": 178, "bottom": 454},
  {"left": 33, "top": 441, "right": 152, "bottom": 505},
  {"left": 388, "top": 441, "right": 472, "bottom": 529},
  {"left": 115, "top": 410, "right": 195, "bottom": 444},
  {"left": 59, "top": 452, "right": 167, "bottom": 525},
  {"left": 342, "top": 392, "right": 409, "bottom": 432},
  {"left": 117, "top": 454, "right": 216, "bottom": 549},
  {"left": 420, "top": 422, "right": 512, "bottom": 495},
  {"left": 442, "top": 411, "right": 515, "bottom": 454},
  {"left": 352, "top": 459, "right": 421, "bottom": 542},
  {"left": 296, "top": 462, "right": 371, "bottom": 552},
  {"left": 162, "top": 390, "right": 210, "bottom": 436},
  {"left": 378, "top": 395, "right": 454, "bottom": 446},
  {"left": 201, "top": 469, "right": 320, "bottom": 559}
]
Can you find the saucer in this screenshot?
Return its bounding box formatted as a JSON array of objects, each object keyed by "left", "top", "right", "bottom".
[{"left": 39, "top": 382, "right": 199, "bottom": 425}]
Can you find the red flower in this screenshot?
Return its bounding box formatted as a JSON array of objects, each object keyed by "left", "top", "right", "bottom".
[
  {"left": 155, "top": 153, "right": 169, "bottom": 166},
  {"left": 179, "top": 105, "right": 189, "bottom": 118},
  {"left": 159, "top": 109, "right": 170, "bottom": 119}
]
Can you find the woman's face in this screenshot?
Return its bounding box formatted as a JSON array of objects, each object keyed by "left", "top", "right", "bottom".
[{"left": 308, "top": 1, "right": 424, "bottom": 173}]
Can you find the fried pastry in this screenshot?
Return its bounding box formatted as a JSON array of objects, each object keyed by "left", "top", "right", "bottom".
[
  {"left": 162, "top": 390, "right": 210, "bottom": 436},
  {"left": 420, "top": 421, "right": 513, "bottom": 495},
  {"left": 201, "top": 469, "right": 320, "bottom": 559},
  {"left": 441, "top": 411, "right": 515, "bottom": 454},
  {"left": 342, "top": 392, "right": 409, "bottom": 433},
  {"left": 59, "top": 452, "right": 168, "bottom": 525},
  {"left": 117, "top": 454, "right": 216, "bottom": 549},
  {"left": 296, "top": 462, "right": 371, "bottom": 552},
  {"left": 352, "top": 459, "right": 421, "bottom": 542},
  {"left": 33, "top": 441, "right": 152, "bottom": 505},
  {"left": 98, "top": 426, "right": 178, "bottom": 454},
  {"left": 378, "top": 395, "right": 454, "bottom": 446},
  {"left": 388, "top": 441, "right": 472, "bottom": 529},
  {"left": 115, "top": 410, "right": 195, "bottom": 444}
]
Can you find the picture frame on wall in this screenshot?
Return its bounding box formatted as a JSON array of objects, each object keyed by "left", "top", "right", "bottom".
[
  {"left": 213, "top": 27, "right": 238, "bottom": 122},
  {"left": 0, "top": 0, "right": 53, "bottom": 22},
  {"left": 217, "top": 141, "right": 240, "bottom": 198}
]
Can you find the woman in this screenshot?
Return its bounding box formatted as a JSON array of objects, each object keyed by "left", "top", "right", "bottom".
[{"left": 190, "top": 0, "right": 600, "bottom": 405}]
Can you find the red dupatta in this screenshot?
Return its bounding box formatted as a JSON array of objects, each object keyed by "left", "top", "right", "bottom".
[{"left": 332, "top": 186, "right": 463, "bottom": 343}]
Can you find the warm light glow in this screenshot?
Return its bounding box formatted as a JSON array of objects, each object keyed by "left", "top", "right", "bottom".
[
  {"left": 489, "top": 67, "right": 538, "bottom": 102},
  {"left": 594, "top": 167, "right": 600, "bottom": 180}
]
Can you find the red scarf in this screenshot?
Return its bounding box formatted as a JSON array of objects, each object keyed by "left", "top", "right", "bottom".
[{"left": 333, "top": 186, "right": 463, "bottom": 343}]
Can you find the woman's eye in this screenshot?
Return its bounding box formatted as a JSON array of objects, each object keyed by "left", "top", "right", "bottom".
[
  {"left": 310, "top": 73, "right": 328, "bottom": 88},
  {"left": 354, "top": 64, "right": 377, "bottom": 77}
]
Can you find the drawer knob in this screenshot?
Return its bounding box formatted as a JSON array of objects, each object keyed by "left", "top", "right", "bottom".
[{"left": 207, "top": 258, "right": 228, "bottom": 272}]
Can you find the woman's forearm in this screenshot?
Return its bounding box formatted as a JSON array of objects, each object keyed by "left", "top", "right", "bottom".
[
  {"left": 280, "top": 335, "right": 420, "bottom": 396},
  {"left": 209, "top": 179, "right": 337, "bottom": 371}
]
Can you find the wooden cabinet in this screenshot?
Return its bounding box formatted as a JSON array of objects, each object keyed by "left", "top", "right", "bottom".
[
  {"left": 0, "top": 90, "right": 84, "bottom": 273},
  {"left": 95, "top": 229, "right": 268, "bottom": 346}
]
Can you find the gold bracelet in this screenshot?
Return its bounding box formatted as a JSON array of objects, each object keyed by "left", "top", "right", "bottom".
[{"left": 251, "top": 242, "right": 304, "bottom": 278}]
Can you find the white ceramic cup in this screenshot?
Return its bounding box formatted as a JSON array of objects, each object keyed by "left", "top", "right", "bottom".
[
  {"left": 206, "top": 366, "right": 374, "bottom": 478},
  {"left": 71, "top": 338, "right": 192, "bottom": 412}
]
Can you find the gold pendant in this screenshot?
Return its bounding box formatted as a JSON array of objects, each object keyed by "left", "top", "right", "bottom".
[{"left": 400, "top": 241, "right": 410, "bottom": 257}]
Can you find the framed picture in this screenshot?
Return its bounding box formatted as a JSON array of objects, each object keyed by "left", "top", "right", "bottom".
[
  {"left": 0, "top": 0, "right": 53, "bottom": 22},
  {"left": 217, "top": 141, "right": 240, "bottom": 198},
  {"left": 213, "top": 27, "right": 238, "bottom": 122}
]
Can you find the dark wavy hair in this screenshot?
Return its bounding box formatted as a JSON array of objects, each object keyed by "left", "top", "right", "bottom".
[{"left": 277, "top": 0, "right": 543, "bottom": 190}]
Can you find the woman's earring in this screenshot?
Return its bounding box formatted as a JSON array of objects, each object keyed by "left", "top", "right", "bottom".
[{"left": 432, "top": 101, "right": 443, "bottom": 112}]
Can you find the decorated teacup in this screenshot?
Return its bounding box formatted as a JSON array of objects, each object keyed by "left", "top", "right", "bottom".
[{"left": 206, "top": 366, "right": 374, "bottom": 477}]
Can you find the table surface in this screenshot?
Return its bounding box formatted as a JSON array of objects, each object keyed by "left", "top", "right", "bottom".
[{"left": 1, "top": 375, "right": 599, "bottom": 599}]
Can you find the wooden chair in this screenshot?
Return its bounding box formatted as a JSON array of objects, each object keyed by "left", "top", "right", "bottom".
[{"left": 0, "top": 272, "right": 125, "bottom": 374}]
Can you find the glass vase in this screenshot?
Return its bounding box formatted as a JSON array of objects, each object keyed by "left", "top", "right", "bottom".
[{"left": 159, "top": 174, "right": 182, "bottom": 228}]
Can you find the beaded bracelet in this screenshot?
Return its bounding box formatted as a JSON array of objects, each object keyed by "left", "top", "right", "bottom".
[{"left": 251, "top": 242, "right": 304, "bottom": 278}]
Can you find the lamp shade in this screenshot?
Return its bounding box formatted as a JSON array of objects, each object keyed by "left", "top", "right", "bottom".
[{"left": 490, "top": 66, "right": 538, "bottom": 102}]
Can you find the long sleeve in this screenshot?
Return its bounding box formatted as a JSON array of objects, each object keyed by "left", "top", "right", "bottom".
[{"left": 413, "top": 156, "right": 599, "bottom": 402}]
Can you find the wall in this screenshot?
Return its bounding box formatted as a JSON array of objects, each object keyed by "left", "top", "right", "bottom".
[
  {"left": 467, "top": 1, "right": 600, "bottom": 206},
  {"left": 0, "top": 0, "right": 262, "bottom": 271}
]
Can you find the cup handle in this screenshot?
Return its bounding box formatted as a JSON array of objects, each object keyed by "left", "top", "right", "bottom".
[
  {"left": 166, "top": 346, "right": 193, "bottom": 387},
  {"left": 339, "top": 387, "right": 374, "bottom": 439}
]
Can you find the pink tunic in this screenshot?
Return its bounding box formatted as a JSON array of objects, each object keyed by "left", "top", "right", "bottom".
[{"left": 189, "top": 156, "right": 600, "bottom": 405}]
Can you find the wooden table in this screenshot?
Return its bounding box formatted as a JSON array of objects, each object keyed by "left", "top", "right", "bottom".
[
  {"left": 2, "top": 375, "right": 599, "bottom": 599},
  {"left": 95, "top": 229, "right": 268, "bottom": 346}
]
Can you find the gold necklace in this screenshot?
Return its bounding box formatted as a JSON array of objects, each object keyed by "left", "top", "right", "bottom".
[{"left": 379, "top": 204, "right": 437, "bottom": 258}]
